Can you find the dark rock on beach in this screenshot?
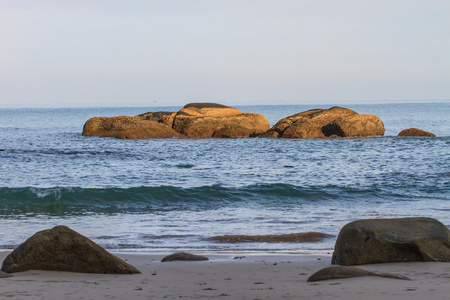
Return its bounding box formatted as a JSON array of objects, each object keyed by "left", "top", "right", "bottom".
[
  {"left": 1, "top": 225, "right": 140, "bottom": 274},
  {"left": 161, "top": 252, "right": 209, "bottom": 262},
  {"left": 307, "top": 266, "right": 410, "bottom": 282},
  {"left": 332, "top": 217, "right": 450, "bottom": 265},
  {"left": 398, "top": 128, "right": 436, "bottom": 137},
  {"left": 82, "top": 103, "right": 270, "bottom": 139},
  {"left": 261, "top": 106, "right": 385, "bottom": 138}
]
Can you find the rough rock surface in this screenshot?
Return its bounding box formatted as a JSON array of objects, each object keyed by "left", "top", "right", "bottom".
[
  {"left": 398, "top": 128, "right": 436, "bottom": 137},
  {"left": 172, "top": 103, "right": 270, "bottom": 138},
  {"left": 82, "top": 115, "right": 184, "bottom": 139},
  {"left": 82, "top": 103, "right": 270, "bottom": 139},
  {"left": 161, "top": 252, "right": 209, "bottom": 262},
  {"left": 332, "top": 217, "right": 450, "bottom": 266},
  {"left": 137, "top": 111, "right": 178, "bottom": 127},
  {"left": 307, "top": 266, "right": 410, "bottom": 282},
  {"left": 261, "top": 106, "right": 385, "bottom": 138},
  {"left": 1, "top": 225, "right": 140, "bottom": 274}
]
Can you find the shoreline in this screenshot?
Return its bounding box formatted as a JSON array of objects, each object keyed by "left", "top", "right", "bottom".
[
  {"left": 89, "top": 249, "right": 335, "bottom": 256},
  {"left": 1, "top": 251, "right": 449, "bottom": 299}
]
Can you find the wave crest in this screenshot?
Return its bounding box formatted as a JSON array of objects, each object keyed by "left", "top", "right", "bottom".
[{"left": 0, "top": 183, "right": 444, "bottom": 217}]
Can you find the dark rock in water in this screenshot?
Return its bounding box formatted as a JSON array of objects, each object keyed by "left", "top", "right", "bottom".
[
  {"left": 332, "top": 217, "right": 450, "bottom": 265},
  {"left": 172, "top": 103, "right": 270, "bottom": 138},
  {"left": 82, "top": 115, "right": 185, "bottom": 139},
  {"left": 261, "top": 106, "right": 385, "bottom": 138},
  {"left": 398, "top": 128, "right": 436, "bottom": 137},
  {"left": 0, "top": 271, "right": 13, "bottom": 278},
  {"left": 210, "top": 232, "right": 333, "bottom": 243},
  {"left": 161, "top": 252, "right": 209, "bottom": 262},
  {"left": 1, "top": 225, "right": 140, "bottom": 274},
  {"left": 307, "top": 266, "right": 410, "bottom": 282},
  {"left": 184, "top": 103, "right": 230, "bottom": 109}
]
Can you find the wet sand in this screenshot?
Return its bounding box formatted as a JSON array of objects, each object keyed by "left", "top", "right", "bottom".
[{"left": 1, "top": 251, "right": 449, "bottom": 299}]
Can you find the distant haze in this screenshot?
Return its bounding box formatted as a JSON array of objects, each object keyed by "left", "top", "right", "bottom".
[{"left": 0, "top": 0, "right": 449, "bottom": 108}]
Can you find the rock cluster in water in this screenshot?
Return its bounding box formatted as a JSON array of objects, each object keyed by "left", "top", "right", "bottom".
[
  {"left": 82, "top": 103, "right": 388, "bottom": 139},
  {"left": 1, "top": 225, "right": 140, "bottom": 274},
  {"left": 261, "top": 106, "right": 385, "bottom": 138},
  {"left": 83, "top": 103, "right": 270, "bottom": 139},
  {"left": 332, "top": 217, "right": 450, "bottom": 265}
]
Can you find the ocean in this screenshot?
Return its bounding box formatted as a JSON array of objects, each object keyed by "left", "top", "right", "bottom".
[{"left": 0, "top": 103, "right": 449, "bottom": 253}]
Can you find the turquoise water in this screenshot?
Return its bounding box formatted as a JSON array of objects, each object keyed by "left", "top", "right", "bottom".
[{"left": 0, "top": 103, "right": 448, "bottom": 252}]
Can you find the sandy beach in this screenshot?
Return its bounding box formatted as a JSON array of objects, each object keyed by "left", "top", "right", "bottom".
[{"left": 1, "top": 251, "right": 449, "bottom": 299}]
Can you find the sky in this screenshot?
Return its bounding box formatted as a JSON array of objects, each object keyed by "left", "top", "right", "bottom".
[{"left": 0, "top": 0, "right": 449, "bottom": 108}]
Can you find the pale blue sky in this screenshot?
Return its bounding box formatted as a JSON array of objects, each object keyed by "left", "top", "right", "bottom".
[{"left": 0, "top": 0, "right": 449, "bottom": 108}]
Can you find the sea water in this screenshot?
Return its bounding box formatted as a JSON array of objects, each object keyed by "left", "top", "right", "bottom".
[{"left": 0, "top": 103, "right": 449, "bottom": 253}]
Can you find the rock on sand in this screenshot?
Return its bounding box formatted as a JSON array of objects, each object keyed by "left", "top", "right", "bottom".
[
  {"left": 1, "top": 225, "right": 140, "bottom": 274},
  {"left": 332, "top": 217, "right": 450, "bottom": 265}
]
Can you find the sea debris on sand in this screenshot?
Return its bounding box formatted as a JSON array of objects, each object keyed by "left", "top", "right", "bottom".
[
  {"left": 209, "top": 232, "right": 333, "bottom": 243},
  {"left": 161, "top": 252, "right": 209, "bottom": 262},
  {"left": 307, "top": 266, "right": 410, "bottom": 282}
]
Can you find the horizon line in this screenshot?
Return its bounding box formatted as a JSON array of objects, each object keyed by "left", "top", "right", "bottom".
[{"left": 0, "top": 99, "right": 449, "bottom": 110}]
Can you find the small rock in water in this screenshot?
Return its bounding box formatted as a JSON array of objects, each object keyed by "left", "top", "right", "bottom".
[
  {"left": 398, "top": 128, "right": 436, "bottom": 137},
  {"left": 161, "top": 252, "right": 209, "bottom": 262}
]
